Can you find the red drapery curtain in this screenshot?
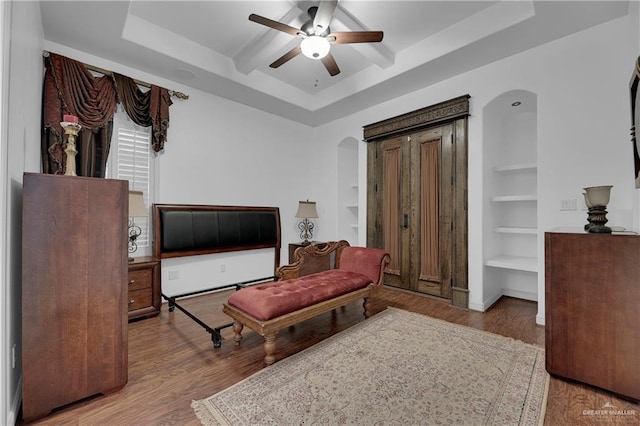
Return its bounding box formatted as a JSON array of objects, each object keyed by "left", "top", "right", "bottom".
[
  {"left": 42, "top": 53, "right": 117, "bottom": 177},
  {"left": 42, "top": 53, "right": 172, "bottom": 176},
  {"left": 113, "top": 73, "right": 172, "bottom": 153}
]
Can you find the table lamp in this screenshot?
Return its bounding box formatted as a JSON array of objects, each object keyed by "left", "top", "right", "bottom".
[
  {"left": 128, "top": 190, "right": 148, "bottom": 260},
  {"left": 295, "top": 200, "right": 318, "bottom": 245}
]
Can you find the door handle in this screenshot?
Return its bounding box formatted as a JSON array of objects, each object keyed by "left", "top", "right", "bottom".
[{"left": 403, "top": 213, "right": 409, "bottom": 228}]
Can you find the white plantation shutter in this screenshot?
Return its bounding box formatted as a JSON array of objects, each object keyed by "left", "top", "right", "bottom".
[{"left": 108, "top": 110, "right": 154, "bottom": 251}]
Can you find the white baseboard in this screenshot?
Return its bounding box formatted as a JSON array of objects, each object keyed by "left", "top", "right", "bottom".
[
  {"left": 474, "top": 289, "right": 538, "bottom": 312},
  {"left": 501, "top": 288, "right": 537, "bottom": 302},
  {"left": 7, "top": 376, "right": 21, "bottom": 426},
  {"left": 473, "top": 292, "right": 503, "bottom": 311},
  {"left": 468, "top": 301, "right": 486, "bottom": 312}
]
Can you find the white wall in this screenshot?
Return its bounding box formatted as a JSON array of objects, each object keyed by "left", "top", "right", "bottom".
[
  {"left": 155, "top": 87, "right": 318, "bottom": 294},
  {"left": 1, "top": 2, "right": 44, "bottom": 424},
  {"left": 314, "top": 10, "right": 639, "bottom": 324}
]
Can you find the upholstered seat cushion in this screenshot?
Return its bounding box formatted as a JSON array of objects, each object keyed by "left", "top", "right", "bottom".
[{"left": 227, "top": 269, "right": 372, "bottom": 321}]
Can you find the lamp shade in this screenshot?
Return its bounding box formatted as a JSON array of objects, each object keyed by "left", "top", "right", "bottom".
[
  {"left": 295, "top": 200, "right": 318, "bottom": 218},
  {"left": 300, "top": 36, "right": 330, "bottom": 59},
  {"left": 128, "top": 190, "right": 148, "bottom": 217}
]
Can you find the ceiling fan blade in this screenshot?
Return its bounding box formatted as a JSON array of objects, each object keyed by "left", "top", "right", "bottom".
[
  {"left": 249, "top": 14, "right": 300, "bottom": 37},
  {"left": 270, "top": 45, "right": 302, "bottom": 68},
  {"left": 330, "top": 31, "right": 384, "bottom": 44},
  {"left": 313, "top": 1, "right": 337, "bottom": 35},
  {"left": 321, "top": 53, "right": 340, "bottom": 76}
]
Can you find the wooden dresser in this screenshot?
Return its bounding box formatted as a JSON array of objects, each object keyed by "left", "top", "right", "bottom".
[
  {"left": 545, "top": 230, "right": 640, "bottom": 401},
  {"left": 21, "top": 173, "right": 129, "bottom": 422},
  {"left": 127, "top": 256, "right": 161, "bottom": 320}
]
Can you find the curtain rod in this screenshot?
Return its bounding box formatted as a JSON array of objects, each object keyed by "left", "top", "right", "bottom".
[{"left": 42, "top": 50, "right": 189, "bottom": 100}]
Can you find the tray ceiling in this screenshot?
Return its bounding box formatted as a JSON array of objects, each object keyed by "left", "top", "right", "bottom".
[{"left": 40, "top": 1, "right": 630, "bottom": 126}]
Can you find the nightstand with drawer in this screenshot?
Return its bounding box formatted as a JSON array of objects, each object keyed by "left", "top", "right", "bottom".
[{"left": 127, "top": 256, "right": 161, "bottom": 320}]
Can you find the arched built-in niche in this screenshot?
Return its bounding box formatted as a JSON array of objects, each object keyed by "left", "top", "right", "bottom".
[
  {"left": 337, "top": 137, "right": 359, "bottom": 244},
  {"left": 483, "top": 90, "right": 538, "bottom": 309}
]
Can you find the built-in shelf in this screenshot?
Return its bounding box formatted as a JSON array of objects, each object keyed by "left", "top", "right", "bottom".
[
  {"left": 338, "top": 139, "right": 358, "bottom": 241},
  {"left": 493, "top": 163, "right": 537, "bottom": 173},
  {"left": 483, "top": 91, "right": 539, "bottom": 307},
  {"left": 490, "top": 195, "right": 537, "bottom": 202},
  {"left": 494, "top": 227, "right": 537, "bottom": 234},
  {"left": 486, "top": 255, "right": 538, "bottom": 272}
]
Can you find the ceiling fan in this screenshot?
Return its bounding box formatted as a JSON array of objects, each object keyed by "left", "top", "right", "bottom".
[{"left": 249, "top": 1, "right": 384, "bottom": 76}]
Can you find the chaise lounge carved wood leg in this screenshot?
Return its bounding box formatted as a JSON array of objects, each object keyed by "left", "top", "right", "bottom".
[
  {"left": 363, "top": 297, "right": 372, "bottom": 318},
  {"left": 233, "top": 321, "right": 244, "bottom": 345},
  {"left": 264, "top": 333, "right": 278, "bottom": 365}
]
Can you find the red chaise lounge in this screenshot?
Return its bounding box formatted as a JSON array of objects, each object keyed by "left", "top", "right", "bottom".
[{"left": 222, "top": 240, "right": 390, "bottom": 365}]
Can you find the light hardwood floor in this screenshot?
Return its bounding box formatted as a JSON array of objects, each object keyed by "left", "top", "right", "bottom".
[{"left": 22, "top": 286, "right": 639, "bottom": 425}]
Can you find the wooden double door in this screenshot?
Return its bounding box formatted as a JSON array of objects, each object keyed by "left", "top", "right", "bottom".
[{"left": 364, "top": 96, "right": 469, "bottom": 306}]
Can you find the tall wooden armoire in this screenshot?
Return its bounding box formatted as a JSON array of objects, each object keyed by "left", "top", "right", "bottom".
[{"left": 22, "top": 173, "right": 129, "bottom": 422}]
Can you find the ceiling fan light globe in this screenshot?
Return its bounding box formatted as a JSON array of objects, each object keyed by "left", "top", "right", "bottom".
[{"left": 300, "top": 36, "right": 330, "bottom": 60}]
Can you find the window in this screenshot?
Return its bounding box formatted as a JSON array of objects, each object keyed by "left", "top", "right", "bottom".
[{"left": 107, "top": 109, "right": 155, "bottom": 255}]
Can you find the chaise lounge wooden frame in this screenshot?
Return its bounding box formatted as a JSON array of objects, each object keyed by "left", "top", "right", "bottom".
[{"left": 222, "top": 240, "right": 390, "bottom": 365}]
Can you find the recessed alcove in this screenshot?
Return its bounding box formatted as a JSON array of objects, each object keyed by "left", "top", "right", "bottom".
[
  {"left": 337, "top": 137, "right": 359, "bottom": 243},
  {"left": 483, "top": 90, "right": 538, "bottom": 308}
]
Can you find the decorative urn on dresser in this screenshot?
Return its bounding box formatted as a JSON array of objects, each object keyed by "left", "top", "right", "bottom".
[
  {"left": 21, "top": 173, "right": 129, "bottom": 422},
  {"left": 583, "top": 185, "right": 613, "bottom": 233}
]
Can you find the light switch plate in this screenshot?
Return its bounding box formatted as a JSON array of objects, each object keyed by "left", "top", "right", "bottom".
[{"left": 561, "top": 199, "right": 577, "bottom": 211}]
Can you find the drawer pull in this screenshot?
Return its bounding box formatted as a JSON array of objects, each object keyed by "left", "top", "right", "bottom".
[
  {"left": 128, "top": 280, "right": 135, "bottom": 285},
  {"left": 129, "top": 299, "right": 135, "bottom": 305}
]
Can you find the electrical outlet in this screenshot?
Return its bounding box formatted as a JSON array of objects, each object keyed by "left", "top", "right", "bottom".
[{"left": 168, "top": 270, "right": 180, "bottom": 280}]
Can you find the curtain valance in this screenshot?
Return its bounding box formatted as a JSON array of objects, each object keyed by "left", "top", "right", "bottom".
[
  {"left": 113, "top": 73, "right": 172, "bottom": 152},
  {"left": 42, "top": 52, "right": 175, "bottom": 176}
]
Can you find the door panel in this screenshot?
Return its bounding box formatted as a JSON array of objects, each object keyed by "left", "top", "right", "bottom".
[
  {"left": 412, "top": 126, "right": 453, "bottom": 298},
  {"left": 374, "top": 125, "right": 453, "bottom": 297},
  {"left": 379, "top": 136, "right": 409, "bottom": 287}
]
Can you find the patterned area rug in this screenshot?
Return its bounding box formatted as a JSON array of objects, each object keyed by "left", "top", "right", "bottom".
[{"left": 192, "top": 307, "right": 548, "bottom": 425}]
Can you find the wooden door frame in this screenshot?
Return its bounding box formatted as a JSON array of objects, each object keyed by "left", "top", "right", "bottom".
[{"left": 363, "top": 95, "right": 469, "bottom": 308}]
